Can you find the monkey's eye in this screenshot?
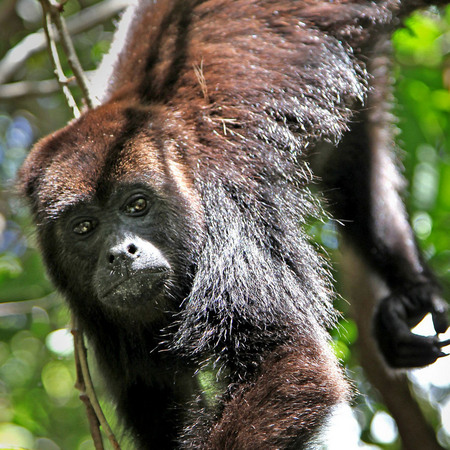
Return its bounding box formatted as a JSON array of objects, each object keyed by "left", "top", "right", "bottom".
[
  {"left": 124, "top": 196, "right": 148, "bottom": 216},
  {"left": 73, "top": 220, "right": 96, "bottom": 235}
]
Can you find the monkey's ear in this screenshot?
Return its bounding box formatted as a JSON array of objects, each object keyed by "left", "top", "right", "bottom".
[
  {"left": 19, "top": 140, "right": 47, "bottom": 200},
  {"left": 18, "top": 129, "right": 64, "bottom": 204},
  {"left": 18, "top": 144, "right": 43, "bottom": 201}
]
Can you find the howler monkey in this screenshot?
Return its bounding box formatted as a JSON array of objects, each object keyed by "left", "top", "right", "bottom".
[{"left": 20, "top": 0, "right": 449, "bottom": 448}]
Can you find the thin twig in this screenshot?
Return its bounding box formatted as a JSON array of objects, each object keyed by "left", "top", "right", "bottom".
[
  {"left": 41, "top": 0, "right": 99, "bottom": 108},
  {"left": 73, "top": 325, "right": 105, "bottom": 450},
  {"left": 40, "top": 0, "right": 80, "bottom": 117},
  {"left": 0, "top": 76, "right": 95, "bottom": 100},
  {"left": 193, "top": 60, "right": 209, "bottom": 102},
  {"left": 73, "top": 320, "right": 121, "bottom": 450},
  {"left": 0, "top": 79, "right": 60, "bottom": 99}
]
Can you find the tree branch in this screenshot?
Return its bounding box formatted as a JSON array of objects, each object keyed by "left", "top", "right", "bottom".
[
  {"left": 0, "top": 79, "right": 58, "bottom": 99},
  {"left": 73, "top": 320, "right": 121, "bottom": 450},
  {"left": 342, "top": 247, "right": 443, "bottom": 449},
  {"left": 40, "top": 0, "right": 80, "bottom": 117},
  {"left": 40, "top": 0, "right": 98, "bottom": 109},
  {"left": 0, "top": 0, "right": 131, "bottom": 85},
  {"left": 0, "top": 77, "right": 89, "bottom": 100}
]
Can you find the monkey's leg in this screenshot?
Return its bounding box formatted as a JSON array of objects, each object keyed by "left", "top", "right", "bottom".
[{"left": 318, "top": 49, "right": 449, "bottom": 368}]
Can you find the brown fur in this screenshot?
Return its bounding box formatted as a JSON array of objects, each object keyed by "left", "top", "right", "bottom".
[{"left": 206, "top": 340, "right": 348, "bottom": 449}]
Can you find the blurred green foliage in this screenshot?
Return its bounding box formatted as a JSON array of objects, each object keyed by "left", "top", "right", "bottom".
[
  {"left": 0, "top": 2, "right": 449, "bottom": 449},
  {"left": 0, "top": 1, "right": 118, "bottom": 448},
  {"left": 394, "top": 10, "right": 450, "bottom": 282}
]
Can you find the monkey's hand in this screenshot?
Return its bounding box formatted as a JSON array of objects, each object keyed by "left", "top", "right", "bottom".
[{"left": 374, "top": 283, "right": 450, "bottom": 368}]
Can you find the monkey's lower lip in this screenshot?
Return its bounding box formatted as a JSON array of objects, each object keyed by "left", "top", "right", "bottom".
[{"left": 98, "top": 270, "right": 168, "bottom": 308}]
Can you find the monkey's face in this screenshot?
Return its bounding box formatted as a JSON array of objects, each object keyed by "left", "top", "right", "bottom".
[
  {"left": 61, "top": 184, "right": 176, "bottom": 317},
  {"left": 19, "top": 102, "right": 203, "bottom": 321}
]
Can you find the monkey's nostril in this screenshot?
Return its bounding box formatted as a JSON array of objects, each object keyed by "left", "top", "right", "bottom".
[{"left": 128, "top": 244, "right": 137, "bottom": 254}]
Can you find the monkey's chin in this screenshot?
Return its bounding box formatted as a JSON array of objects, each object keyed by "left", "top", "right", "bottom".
[{"left": 97, "top": 272, "right": 168, "bottom": 311}]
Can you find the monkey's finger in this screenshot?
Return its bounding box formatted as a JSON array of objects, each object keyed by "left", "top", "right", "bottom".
[
  {"left": 431, "top": 295, "right": 449, "bottom": 334},
  {"left": 387, "top": 334, "right": 448, "bottom": 367},
  {"left": 438, "top": 338, "right": 450, "bottom": 349}
]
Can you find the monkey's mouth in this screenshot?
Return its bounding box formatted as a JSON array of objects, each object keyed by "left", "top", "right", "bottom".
[{"left": 97, "top": 270, "right": 169, "bottom": 309}]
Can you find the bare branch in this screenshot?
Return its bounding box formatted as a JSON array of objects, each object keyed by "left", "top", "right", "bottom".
[
  {"left": 73, "top": 322, "right": 105, "bottom": 450},
  {"left": 342, "top": 247, "right": 443, "bottom": 450},
  {"left": 41, "top": 0, "right": 98, "bottom": 108},
  {"left": 0, "top": 0, "right": 131, "bottom": 85},
  {"left": 0, "top": 76, "right": 100, "bottom": 100},
  {"left": 40, "top": 1, "right": 80, "bottom": 117},
  {"left": 0, "top": 79, "right": 60, "bottom": 99},
  {"left": 72, "top": 320, "right": 121, "bottom": 450}
]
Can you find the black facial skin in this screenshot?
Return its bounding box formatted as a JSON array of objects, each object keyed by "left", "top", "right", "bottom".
[
  {"left": 49, "top": 185, "right": 189, "bottom": 324},
  {"left": 73, "top": 192, "right": 173, "bottom": 310},
  {"left": 95, "top": 233, "right": 170, "bottom": 309}
]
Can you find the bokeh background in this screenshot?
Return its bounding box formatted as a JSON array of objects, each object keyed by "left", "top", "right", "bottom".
[{"left": 0, "top": 2, "right": 449, "bottom": 448}]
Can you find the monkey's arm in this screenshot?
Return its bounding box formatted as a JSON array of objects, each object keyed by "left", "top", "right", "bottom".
[
  {"left": 204, "top": 340, "right": 348, "bottom": 449},
  {"left": 319, "top": 49, "right": 449, "bottom": 368}
]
